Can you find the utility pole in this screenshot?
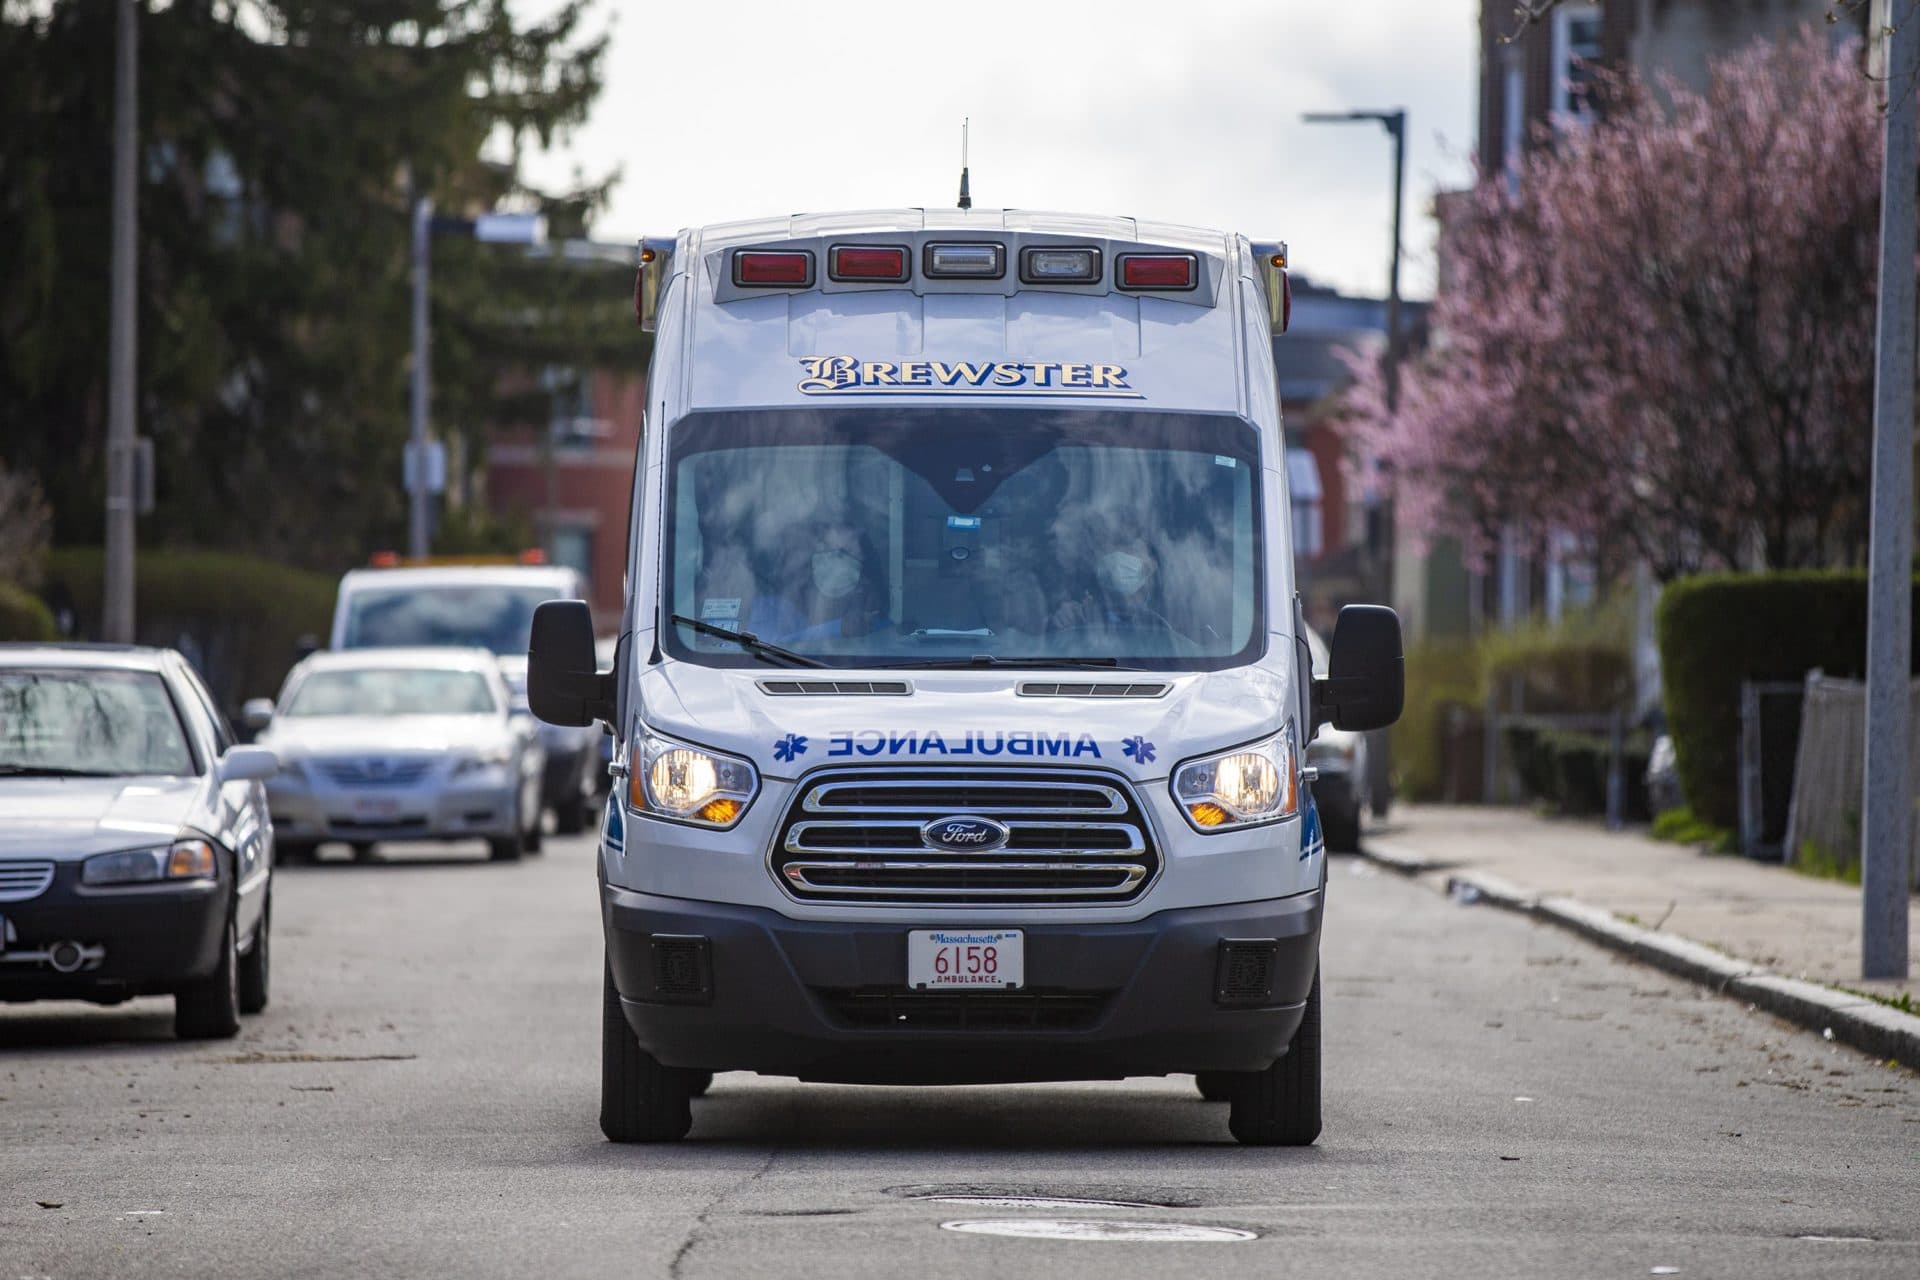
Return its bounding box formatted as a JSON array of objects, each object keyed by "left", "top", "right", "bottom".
[
  {"left": 103, "top": 0, "right": 139, "bottom": 643},
  {"left": 1863, "top": 2, "right": 1916, "bottom": 980},
  {"left": 408, "top": 192, "right": 433, "bottom": 560}
]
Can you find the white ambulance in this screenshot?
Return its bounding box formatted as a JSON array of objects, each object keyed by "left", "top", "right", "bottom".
[{"left": 528, "top": 210, "right": 1403, "bottom": 1145}]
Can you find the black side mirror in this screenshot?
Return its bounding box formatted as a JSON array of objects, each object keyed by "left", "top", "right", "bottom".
[
  {"left": 1314, "top": 604, "right": 1404, "bottom": 732},
  {"left": 528, "top": 600, "right": 614, "bottom": 727}
]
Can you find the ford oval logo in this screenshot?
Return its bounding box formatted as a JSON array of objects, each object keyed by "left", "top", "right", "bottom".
[{"left": 920, "top": 815, "right": 1010, "bottom": 853}]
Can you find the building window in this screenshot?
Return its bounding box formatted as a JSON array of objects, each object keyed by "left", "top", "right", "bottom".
[
  {"left": 1551, "top": 3, "right": 1603, "bottom": 122},
  {"left": 1502, "top": 47, "right": 1526, "bottom": 187},
  {"left": 1286, "top": 447, "right": 1323, "bottom": 559},
  {"left": 544, "top": 367, "right": 606, "bottom": 452},
  {"left": 548, "top": 525, "right": 594, "bottom": 586}
]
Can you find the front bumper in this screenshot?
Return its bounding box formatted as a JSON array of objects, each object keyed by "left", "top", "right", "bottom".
[
  {"left": 603, "top": 886, "right": 1321, "bottom": 1084},
  {"left": 268, "top": 776, "right": 521, "bottom": 843},
  {"left": 0, "top": 864, "right": 226, "bottom": 1003}
]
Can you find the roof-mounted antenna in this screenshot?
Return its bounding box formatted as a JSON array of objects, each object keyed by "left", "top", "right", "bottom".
[{"left": 957, "top": 118, "right": 972, "bottom": 211}]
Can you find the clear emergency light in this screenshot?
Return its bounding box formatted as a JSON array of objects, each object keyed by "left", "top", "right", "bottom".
[
  {"left": 1020, "top": 246, "right": 1101, "bottom": 284},
  {"left": 923, "top": 243, "right": 1005, "bottom": 278}
]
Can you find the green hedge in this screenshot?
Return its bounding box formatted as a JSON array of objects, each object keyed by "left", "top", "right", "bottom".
[
  {"left": 40, "top": 549, "right": 336, "bottom": 713},
  {"left": 0, "top": 581, "right": 57, "bottom": 641},
  {"left": 1657, "top": 571, "right": 1920, "bottom": 829}
]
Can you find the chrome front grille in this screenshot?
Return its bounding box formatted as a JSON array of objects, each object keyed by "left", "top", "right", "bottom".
[
  {"left": 0, "top": 861, "right": 56, "bottom": 903},
  {"left": 317, "top": 757, "right": 434, "bottom": 787},
  {"left": 773, "top": 767, "right": 1159, "bottom": 905}
]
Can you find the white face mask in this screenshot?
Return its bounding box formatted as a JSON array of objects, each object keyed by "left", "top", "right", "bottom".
[
  {"left": 812, "top": 550, "right": 861, "bottom": 599},
  {"left": 1097, "top": 550, "right": 1150, "bottom": 597}
]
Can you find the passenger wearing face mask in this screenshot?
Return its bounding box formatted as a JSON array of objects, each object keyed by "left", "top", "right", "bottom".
[{"left": 1050, "top": 536, "right": 1177, "bottom": 636}]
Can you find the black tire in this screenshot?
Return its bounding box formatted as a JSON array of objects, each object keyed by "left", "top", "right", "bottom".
[
  {"left": 1195, "top": 1072, "right": 1232, "bottom": 1102},
  {"left": 277, "top": 841, "right": 317, "bottom": 867},
  {"left": 350, "top": 841, "right": 376, "bottom": 863},
  {"left": 1320, "top": 800, "right": 1362, "bottom": 854},
  {"left": 488, "top": 828, "right": 524, "bottom": 862},
  {"left": 175, "top": 917, "right": 242, "bottom": 1040},
  {"left": 689, "top": 1071, "right": 714, "bottom": 1098},
  {"left": 238, "top": 904, "right": 270, "bottom": 1014},
  {"left": 524, "top": 806, "right": 545, "bottom": 854},
  {"left": 553, "top": 792, "right": 590, "bottom": 836},
  {"left": 601, "top": 961, "right": 694, "bottom": 1142},
  {"left": 1226, "top": 968, "right": 1321, "bottom": 1146}
]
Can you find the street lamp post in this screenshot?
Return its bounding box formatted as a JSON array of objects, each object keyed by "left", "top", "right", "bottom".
[
  {"left": 406, "top": 199, "right": 548, "bottom": 559},
  {"left": 1302, "top": 109, "right": 1407, "bottom": 411},
  {"left": 103, "top": 0, "right": 139, "bottom": 642}
]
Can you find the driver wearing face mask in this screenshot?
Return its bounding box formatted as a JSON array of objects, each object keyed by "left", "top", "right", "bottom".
[
  {"left": 794, "top": 523, "right": 890, "bottom": 642},
  {"left": 1050, "top": 536, "right": 1174, "bottom": 634}
]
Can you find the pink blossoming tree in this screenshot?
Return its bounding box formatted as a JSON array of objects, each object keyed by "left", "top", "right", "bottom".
[{"left": 1340, "top": 30, "right": 1881, "bottom": 578}]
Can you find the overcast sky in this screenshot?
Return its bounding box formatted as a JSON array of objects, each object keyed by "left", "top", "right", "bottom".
[{"left": 517, "top": 0, "right": 1481, "bottom": 301}]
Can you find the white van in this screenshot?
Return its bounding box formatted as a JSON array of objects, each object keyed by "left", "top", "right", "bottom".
[
  {"left": 331, "top": 562, "right": 601, "bottom": 833},
  {"left": 527, "top": 211, "right": 1403, "bottom": 1146}
]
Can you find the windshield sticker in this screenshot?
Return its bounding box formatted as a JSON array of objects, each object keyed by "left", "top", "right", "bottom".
[
  {"left": 1121, "top": 736, "right": 1156, "bottom": 764},
  {"left": 700, "top": 597, "right": 741, "bottom": 621},
  {"left": 772, "top": 733, "right": 809, "bottom": 763},
  {"left": 826, "top": 730, "right": 1103, "bottom": 759},
  {"left": 797, "top": 356, "right": 1142, "bottom": 399}
]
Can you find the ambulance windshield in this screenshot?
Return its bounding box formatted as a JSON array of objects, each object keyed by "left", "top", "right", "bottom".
[{"left": 663, "top": 409, "right": 1263, "bottom": 671}]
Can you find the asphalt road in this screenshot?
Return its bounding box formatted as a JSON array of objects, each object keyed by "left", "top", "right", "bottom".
[{"left": 3, "top": 832, "right": 1917, "bottom": 1279}]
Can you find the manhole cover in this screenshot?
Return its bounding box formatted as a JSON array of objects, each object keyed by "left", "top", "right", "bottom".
[
  {"left": 940, "top": 1219, "right": 1256, "bottom": 1242},
  {"left": 920, "top": 1195, "right": 1162, "bottom": 1211}
]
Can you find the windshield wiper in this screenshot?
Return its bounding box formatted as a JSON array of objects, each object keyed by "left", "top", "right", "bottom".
[
  {"left": 669, "top": 615, "right": 826, "bottom": 668},
  {"left": 0, "top": 764, "right": 122, "bottom": 778},
  {"left": 879, "top": 656, "right": 1144, "bottom": 671}
]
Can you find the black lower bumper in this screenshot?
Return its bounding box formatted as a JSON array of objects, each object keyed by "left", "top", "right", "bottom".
[
  {"left": 603, "top": 888, "right": 1322, "bottom": 1084},
  {"left": 0, "top": 870, "right": 226, "bottom": 1004}
]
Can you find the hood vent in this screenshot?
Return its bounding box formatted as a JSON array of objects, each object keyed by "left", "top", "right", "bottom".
[
  {"left": 1018, "top": 681, "right": 1170, "bottom": 698},
  {"left": 758, "top": 679, "right": 912, "bottom": 696}
]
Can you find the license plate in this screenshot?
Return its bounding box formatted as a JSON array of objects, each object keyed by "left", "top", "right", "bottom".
[
  {"left": 907, "top": 929, "right": 1023, "bottom": 990},
  {"left": 351, "top": 795, "right": 402, "bottom": 819}
]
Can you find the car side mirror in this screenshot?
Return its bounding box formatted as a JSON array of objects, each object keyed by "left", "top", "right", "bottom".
[
  {"left": 241, "top": 698, "right": 275, "bottom": 732},
  {"left": 218, "top": 745, "right": 279, "bottom": 784},
  {"left": 1313, "top": 604, "right": 1404, "bottom": 732},
  {"left": 528, "top": 600, "right": 614, "bottom": 728}
]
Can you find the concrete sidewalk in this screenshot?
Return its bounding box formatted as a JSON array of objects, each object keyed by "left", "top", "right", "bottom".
[{"left": 1362, "top": 805, "right": 1920, "bottom": 1065}]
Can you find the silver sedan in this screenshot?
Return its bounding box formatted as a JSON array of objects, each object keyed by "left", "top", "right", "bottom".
[{"left": 250, "top": 648, "right": 545, "bottom": 863}]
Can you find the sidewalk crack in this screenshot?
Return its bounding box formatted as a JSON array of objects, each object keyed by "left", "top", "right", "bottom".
[{"left": 669, "top": 1145, "right": 780, "bottom": 1279}]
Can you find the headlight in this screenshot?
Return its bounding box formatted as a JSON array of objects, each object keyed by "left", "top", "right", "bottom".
[
  {"left": 82, "top": 838, "right": 218, "bottom": 886},
  {"left": 629, "top": 730, "right": 757, "bottom": 828},
  {"left": 452, "top": 744, "right": 514, "bottom": 776},
  {"left": 1171, "top": 725, "right": 1301, "bottom": 831}
]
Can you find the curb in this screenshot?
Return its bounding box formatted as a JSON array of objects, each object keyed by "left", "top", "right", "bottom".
[{"left": 1354, "top": 846, "right": 1920, "bottom": 1071}]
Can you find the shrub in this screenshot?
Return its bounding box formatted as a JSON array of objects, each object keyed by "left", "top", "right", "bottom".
[
  {"left": 1657, "top": 571, "right": 1919, "bottom": 829},
  {"left": 1393, "top": 639, "right": 1482, "bottom": 801},
  {"left": 40, "top": 548, "right": 336, "bottom": 714},
  {"left": 1504, "top": 719, "right": 1651, "bottom": 819},
  {"left": 0, "top": 581, "right": 56, "bottom": 641}
]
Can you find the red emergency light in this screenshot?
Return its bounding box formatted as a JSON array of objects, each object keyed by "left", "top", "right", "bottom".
[
  {"left": 369, "top": 550, "right": 401, "bottom": 568},
  {"left": 517, "top": 548, "right": 547, "bottom": 565},
  {"left": 829, "top": 245, "right": 909, "bottom": 282},
  {"left": 1118, "top": 254, "right": 1197, "bottom": 290},
  {"left": 732, "top": 250, "right": 813, "bottom": 288}
]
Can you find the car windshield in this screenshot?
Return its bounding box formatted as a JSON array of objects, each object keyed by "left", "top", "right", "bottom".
[
  {"left": 283, "top": 668, "right": 499, "bottom": 718},
  {"left": 341, "top": 585, "right": 560, "bottom": 654},
  {"left": 664, "top": 408, "right": 1263, "bottom": 670},
  {"left": 0, "top": 669, "right": 197, "bottom": 776}
]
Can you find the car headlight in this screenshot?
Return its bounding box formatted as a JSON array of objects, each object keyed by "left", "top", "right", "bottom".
[
  {"left": 629, "top": 729, "right": 757, "bottom": 828},
  {"left": 452, "top": 744, "right": 514, "bottom": 776},
  {"left": 1171, "top": 725, "right": 1301, "bottom": 831},
  {"left": 82, "top": 838, "right": 218, "bottom": 886}
]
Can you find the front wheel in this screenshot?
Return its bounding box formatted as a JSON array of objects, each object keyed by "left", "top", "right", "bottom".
[
  {"left": 175, "top": 918, "right": 242, "bottom": 1040},
  {"left": 488, "top": 827, "right": 524, "bottom": 862},
  {"left": 1226, "top": 968, "right": 1321, "bottom": 1146},
  {"left": 553, "top": 792, "right": 590, "bottom": 837},
  {"left": 601, "top": 961, "right": 694, "bottom": 1142},
  {"left": 1195, "top": 1072, "right": 1232, "bottom": 1102}
]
